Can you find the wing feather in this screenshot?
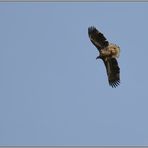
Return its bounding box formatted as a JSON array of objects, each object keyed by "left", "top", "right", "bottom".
[
  {"left": 102, "top": 58, "right": 120, "bottom": 88},
  {"left": 88, "top": 26, "right": 109, "bottom": 51}
]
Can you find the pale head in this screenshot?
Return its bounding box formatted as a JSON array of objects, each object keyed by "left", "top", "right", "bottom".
[{"left": 108, "top": 43, "right": 120, "bottom": 58}]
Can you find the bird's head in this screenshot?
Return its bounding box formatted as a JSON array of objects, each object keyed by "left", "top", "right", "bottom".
[
  {"left": 96, "top": 55, "right": 102, "bottom": 60},
  {"left": 108, "top": 43, "right": 120, "bottom": 58}
]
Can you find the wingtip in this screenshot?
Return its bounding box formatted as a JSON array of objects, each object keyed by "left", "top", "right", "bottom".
[
  {"left": 109, "top": 80, "right": 120, "bottom": 88},
  {"left": 88, "top": 26, "right": 98, "bottom": 34}
]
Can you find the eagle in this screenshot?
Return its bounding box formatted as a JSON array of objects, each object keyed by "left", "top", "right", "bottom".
[{"left": 88, "top": 26, "right": 120, "bottom": 88}]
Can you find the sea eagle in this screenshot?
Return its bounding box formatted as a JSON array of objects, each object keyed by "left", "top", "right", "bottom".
[{"left": 88, "top": 26, "right": 120, "bottom": 88}]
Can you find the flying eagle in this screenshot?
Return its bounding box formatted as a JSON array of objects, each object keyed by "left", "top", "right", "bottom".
[{"left": 88, "top": 26, "right": 120, "bottom": 88}]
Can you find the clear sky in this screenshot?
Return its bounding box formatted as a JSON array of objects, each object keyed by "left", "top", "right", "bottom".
[{"left": 1, "top": 2, "right": 148, "bottom": 146}]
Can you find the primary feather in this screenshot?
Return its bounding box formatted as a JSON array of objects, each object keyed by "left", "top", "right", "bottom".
[{"left": 88, "top": 26, "right": 109, "bottom": 50}]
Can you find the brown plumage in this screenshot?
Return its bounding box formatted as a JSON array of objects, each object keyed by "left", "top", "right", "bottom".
[{"left": 88, "top": 26, "right": 120, "bottom": 88}]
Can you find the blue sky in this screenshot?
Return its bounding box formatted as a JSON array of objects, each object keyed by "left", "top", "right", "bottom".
[{"left": 1, "top": 2, "right": 148, "bottom": 146}]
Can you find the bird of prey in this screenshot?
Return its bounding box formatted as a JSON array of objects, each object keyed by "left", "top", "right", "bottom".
[{"left": 88, "top": 26, "right": 120, "bottom": 88}]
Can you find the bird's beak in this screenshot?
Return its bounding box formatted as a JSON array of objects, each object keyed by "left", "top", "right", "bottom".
[{"left": 96, "top": 56, "right": 100, "bottom": 60}]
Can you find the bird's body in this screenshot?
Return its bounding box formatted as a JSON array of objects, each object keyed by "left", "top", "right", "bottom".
[
  {"left": 88, "top": 26, "right": 120, "bottom": 88},
  {"left": 99, "top": 43, "right": 120, "bottom": 59}
]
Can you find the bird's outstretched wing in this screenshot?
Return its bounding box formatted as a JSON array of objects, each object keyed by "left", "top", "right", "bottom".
[
  {"left": 102, "top": 58, "right": 120, "bottom": 88},
  {"left": 88, "top": 26, "right": 109, "bottom": 51}
]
